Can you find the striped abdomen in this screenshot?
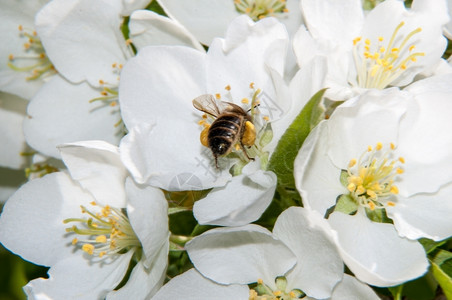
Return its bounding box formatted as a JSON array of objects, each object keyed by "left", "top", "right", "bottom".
[{"left": 208, "top": 114, "right": 245, "bottom": 157}]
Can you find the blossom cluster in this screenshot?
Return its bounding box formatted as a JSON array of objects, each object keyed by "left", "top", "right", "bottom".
[{"left": 1, "top": 0, "right": 452, "bottom": 299}]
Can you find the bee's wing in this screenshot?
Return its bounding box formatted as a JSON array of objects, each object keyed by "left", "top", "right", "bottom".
[
  {"left": 221, "top": 101, "right": 247, "bottom": 115},
  {"left": 192, "top": 94, "right": 221, "bottom": 117}
]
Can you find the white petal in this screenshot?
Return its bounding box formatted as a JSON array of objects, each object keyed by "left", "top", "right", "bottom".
[
  {"left": 329, "top": 211, "right": 429, "bottom": 287},
  {"left": 35, "top": 0, "right": 128, "bottom": 86},
  {"left": 156, "top": 0, "right": 239, "bottom": 45},
  {"left": 294, "top": 121, "right": 346, "bottom": 214},
  {"left": 58, "top": 141, "right": 127, "bottom": 208},
  {"left": 0, "top": 172, "right": 95, "bottom": 266},
  {"left": 273, "top": 207, "right": 343, "bottom": 299},
  {"left": 119, "top": 45, "right": 205, "bottom": 130},
  {"left": 281, "top": 0, "right": 304, "bottom": 38},
  {"left": 119, "top": 123, "right": 231, "bottom": 190},
  {"left": 331, "top": 274, "right": 380, "bottom": 300},
  {"left": 24, "top": 251, "right": 133, "bottom": 300},
  {"left": 0, "top": 0, "right": 48, "bottom": 99},
  {"left": 193, "top": 163, "right": 276, "bottom": 226},
  {"left": 387, "top": 185, "right": 452, "bottom": 241},
  {"left": 186, "top": 224, "right": 296, "bottom": 288},
  {"left": 120, "top": 0, "right": 151, "bottom": 16},
  {"left": 326, "top": 89, "right": 409, "bottom": 168},
  {"left": 397, "top": 75, "right": 452, "bottom": 195},
  {"left": 153, "top": 268, "right": 250, "bottom": 300},
  {"left": 23, "top": 75, "right": 122, "bottom": 158},
  {"left": 271, "top": 55, "right": 328, "bottom": 153},
  {"left": 301, "top": 0, "right": 363, "bottom": 48},
  {"left": 0, "top": 92, "right": 29, "bottom": 169},
  {"left": 107, "top": 246, "right": 168, "bottom": 300},
  {"left": 129, "top": 10, "right": 204, "bottom": 51},
  {"left": 207, "top": 16, "right": 288, "bottom": 104},
  {"left": 125, "top": 177, "right": 169, "bottom": 268}
]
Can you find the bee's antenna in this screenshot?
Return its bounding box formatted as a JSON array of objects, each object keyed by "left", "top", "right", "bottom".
[{"left": 247, "top": 103, "right": 260, "bottom": 113}]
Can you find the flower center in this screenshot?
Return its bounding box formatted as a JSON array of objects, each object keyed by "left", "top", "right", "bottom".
[
  {"left": 352, "top": 21, "right": 424, "bottom": 89},
  {"left": 8, "top": 25, "right": 56, "bottom": 80},
  {"left": 24, "top": 161, "right": 59, "bottom": 179},
  {"left": 89, "top": 68, "right": 126, "bottom": 133},
  {"left": 64, "top": 202, "right": 141, "bottom": 258},
  {"left": 234, "top": 0, "right": 289, "bottom": 21},
  {"left": 249, "top": 277, "right": 305, "bottom": 300},
  {"left": 346, "top": 142, "right": 404, "bottom": 210}
]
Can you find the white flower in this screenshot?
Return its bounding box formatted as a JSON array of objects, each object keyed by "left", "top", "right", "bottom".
[
  {"left": 0, "top": 0, "right": 51, "bottom": 100},
  {"left": 153, "top": 268, "right": 250, "bottom": 300},
  {"left": 295, "top": 0, "right": 449, "bottom": 100},
  {"left": 156, "top": 0, "right": 303, "bottom": 79},
  {"left": 119, "top": 15, "right": 290, "bottom": 226},
  {"left": 156, "top": 0, "right": 303, "bottom": 46},
  {"left": 185, "top": 206, "right": 379, "bottom": 299},
  {"left": 0, "top": 141, "right": 169, "bottom": 299},
  {"left": 294, "top": 74, "right": 452, "bottom": 286},
  {"left": 24, "top": 0, "right": 204, "bottom": 159}
]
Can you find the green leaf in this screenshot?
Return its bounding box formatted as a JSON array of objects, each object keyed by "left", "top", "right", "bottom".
[
  {"left": 268, "top": 88, "right": 327, "bottom": 190},
  {"left": 145, "top": 0, "right": 167, "bottom": 16},
  {"left": 168, "top": 207, "right": 191, "bottom": 215},
  {"left": 431, "top": 249, "right": 452, "bottom": 299},
  {"left": 420, "top": 238, "right": 447, "bottom": 254},
  {"left": 432, "top": 249, "right": 452, "bottom": 266},
  {"left": 402, "top": 271, "right": 438, "bottom": 300},
  {"left": 388, "top": 284, "right": 403, "bottom": 300},
  {"left": 432, "top": 262, "right": 452, "bottom": 299}
]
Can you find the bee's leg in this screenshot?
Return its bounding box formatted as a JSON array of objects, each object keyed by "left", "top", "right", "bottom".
[
  {"left": 239, "top": 142, "right": 255, "bottom": 162},
  {"left": 214, "top": 154, "right": 220, "bottom": 169}
]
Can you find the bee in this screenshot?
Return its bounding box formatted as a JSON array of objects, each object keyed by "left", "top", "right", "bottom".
[{"left": 193, "top": 94, "right": 256, "bottom": 168}]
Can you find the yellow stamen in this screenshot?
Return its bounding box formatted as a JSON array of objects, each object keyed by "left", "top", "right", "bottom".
[
  {"left": 82, "top": 244, "right": 95, "bottom": 255},
  {"left": 96, "top": 235, "right": 107, "bottom": 243},
  {"left": 390, "top": 186, "right": 399, "bottom": 194},
  {"left": 376, "top": 142, "right": 383, "bottom": 150}
]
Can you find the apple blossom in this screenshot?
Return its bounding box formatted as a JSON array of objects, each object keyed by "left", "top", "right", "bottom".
[
  {"left": 119, "top": 15, "right": 291, "bottom": 226},
  {"left": 186, "top": 207, "right": 379, "bottom": 299},
  {"left": 156, "top": 0, "right": 303, "bottom": 46},
  {"left": 295, "top": 0, "right": 449, "bottom": 100},
  {"left": 294, "top": 75, "right": 452, "bottom": 286},
  {"left": 0, "top": 141, "right": 169, "bottom": 299},
  {"left": 0, "top": 0, "right": 51, "bottom": 100},
  {"left": 24, "top": 0, "right": 205, "bottom": 159}
]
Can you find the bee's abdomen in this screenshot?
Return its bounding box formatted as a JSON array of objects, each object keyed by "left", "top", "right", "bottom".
[{"left": 208, "top": 115, "right": 242, "bottom": 156}]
